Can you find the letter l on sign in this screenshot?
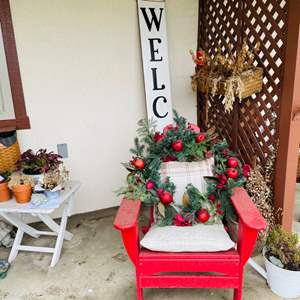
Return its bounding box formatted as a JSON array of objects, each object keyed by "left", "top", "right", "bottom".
[{"left": 138, "top": 0, "right": 173, "bottom": 132}]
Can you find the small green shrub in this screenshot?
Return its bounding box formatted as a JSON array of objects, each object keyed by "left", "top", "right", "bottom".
[
  {"left": 0, "top": 171, "right": 11, "bottom": 183},
  {"left": 266, "top": 225, "right": 300, "bottom": 271}
]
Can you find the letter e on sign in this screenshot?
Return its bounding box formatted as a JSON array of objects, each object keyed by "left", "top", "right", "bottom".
[{"left": 138, "top": 0, "right": 173, "bottom": 131}]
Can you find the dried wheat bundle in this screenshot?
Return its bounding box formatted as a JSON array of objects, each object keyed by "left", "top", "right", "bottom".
[{"left": 191, "top": 41, "right": 262, "bottom": 112}]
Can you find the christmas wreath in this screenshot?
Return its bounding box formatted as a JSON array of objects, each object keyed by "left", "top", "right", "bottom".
[{"left": 117, "top": 111, "right": 250, "bottom": 226}]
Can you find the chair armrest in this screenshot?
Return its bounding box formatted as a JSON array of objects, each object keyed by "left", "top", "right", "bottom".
[
  {"left": 231, "top": 187, "right": 267, "bottom": 231},
  {"left": 231, "top": 187, "right": 267, "bottom": 266},
  {"left": 114, "top": 198, "right": 142, "bottom": 230},
  {"left": 114, "top": 199, "right": 142, "bottom": 266}
]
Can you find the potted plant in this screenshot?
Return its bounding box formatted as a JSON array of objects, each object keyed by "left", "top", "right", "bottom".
[
  {"left": 264, "top": 225, "right": 300, "bottom": 298},
  {"left": 8, "top": 173, "right": 34, "bottom": 203},
  {"left": 40, "top": 167, "right": 69, "bottom": 199},
  {"left": 0, "top": 171, "right": 11, "bottom": 202},
  {"left": 16, "top": 149, "right": 62, "bottom": 184}
]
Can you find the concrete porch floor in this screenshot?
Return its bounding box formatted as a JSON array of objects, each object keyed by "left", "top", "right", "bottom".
[{"left": 0, "top": 185, "right": 299, "bottom": 300}]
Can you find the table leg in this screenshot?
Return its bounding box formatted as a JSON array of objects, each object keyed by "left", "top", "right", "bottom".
[
  {"left": 38, "top": 214, "right": 73, "bottom": 241},
  {"left": 67, "top": 194, "right": 74, "bottom": 217},
  {"left": 8, "top": 228, "right": 24, "bottom": 263},
  {"left": 50, "top": 202, "right": 70, "bottom": 267},
  {"left": 0, "top": 212, "right": 39, "bottom": 238}
]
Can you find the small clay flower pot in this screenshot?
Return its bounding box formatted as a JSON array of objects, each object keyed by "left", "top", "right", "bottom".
[
  {"left": 12, "top": 183, "right": 32, "bottom": 204},
  {"left": 0, "top": 182, "right": 10, "bottom": 202}
]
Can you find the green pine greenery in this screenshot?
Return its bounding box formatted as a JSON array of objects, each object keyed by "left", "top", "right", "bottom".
[{"left": 116, "top": 110, "right": 248, "bottom": 226}]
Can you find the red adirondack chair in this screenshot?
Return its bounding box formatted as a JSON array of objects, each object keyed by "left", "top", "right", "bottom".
[{"left": 114, "top": 187, "right": 267, "bottom": 300}]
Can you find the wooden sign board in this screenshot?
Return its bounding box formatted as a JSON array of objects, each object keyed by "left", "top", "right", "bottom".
[{"left": 137, "top": 0, "right": 173, "bottom": 132}]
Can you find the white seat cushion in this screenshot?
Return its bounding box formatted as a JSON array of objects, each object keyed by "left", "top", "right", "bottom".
[
  {"left": 140, "top": 224, "right": 235, "bottom": 252},
  {"left": 160, "top": 157, "right": 214, "bottom": 206}
]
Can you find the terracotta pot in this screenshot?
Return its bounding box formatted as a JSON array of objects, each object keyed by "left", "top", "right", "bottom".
[
  {"left": 0, "top": 182, "right": 10, "bottom": 202},
  {"left": 12, "top": 183, "right": 32, "bottom": 204}
]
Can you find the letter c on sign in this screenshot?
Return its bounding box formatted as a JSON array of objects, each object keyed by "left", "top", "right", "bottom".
[{"left": 153, "top": 96, "right": 168, "bottom": 118}]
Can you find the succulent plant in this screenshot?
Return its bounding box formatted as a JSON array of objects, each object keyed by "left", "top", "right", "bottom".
[
  {"left": 266, "top": 225, "right": 300, "bottom": 271},
  {"left": 41, "top": 166, "right": 69, "bottom": 191},
  {"left": 8, "top": 173, "right": 35, "bottom": 189}
]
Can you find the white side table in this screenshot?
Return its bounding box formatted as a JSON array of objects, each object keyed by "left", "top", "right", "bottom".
[{"left": 0, "top": 181, "right": 81, "bottom": 267}]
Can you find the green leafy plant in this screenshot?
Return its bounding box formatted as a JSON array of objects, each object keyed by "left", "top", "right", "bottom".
[
  {"left": 266, "top": 226, "right": 300, "bottom": 271},
  {"left": 0, "top": 171, "right": 11, "bottom": 183},
  {"left": 17, "top": 149, "right": 62, "bottom": 175}
]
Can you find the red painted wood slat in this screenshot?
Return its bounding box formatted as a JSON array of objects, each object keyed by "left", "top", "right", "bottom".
[
  {"left": 140, "top": 258, "right": 240, "bottom": 276},
  {"left": 114, "top": 199, "right": 141, "bottom": 230},
  {"left": 231, "top": 187, "right": 267, "bottom": 230},
  {"left": 140, "top": 275, "right": 240, "bottom": 289},
  {"left": 140, "top": 249, "right": 239, "bottom": 260}
]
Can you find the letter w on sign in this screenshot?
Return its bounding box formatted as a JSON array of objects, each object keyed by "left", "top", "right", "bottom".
[{"left": 138, "top": 0, "right": 173, "bottom": 132}]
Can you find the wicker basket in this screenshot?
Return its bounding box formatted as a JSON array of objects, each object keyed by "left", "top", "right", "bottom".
[
  {"left": 197, "top": 67, "right": 263, "bottom": 99},
  {"left": 0, "top": 141, "right": 20, "bottom": 172}
]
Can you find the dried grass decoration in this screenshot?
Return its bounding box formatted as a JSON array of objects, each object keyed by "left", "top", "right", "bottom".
[
  {"left": 191, "top": 41, "right": 263, "bottom": 112},
  {"left": 245, "top": 147, "right": 279, "bottom": 246}
]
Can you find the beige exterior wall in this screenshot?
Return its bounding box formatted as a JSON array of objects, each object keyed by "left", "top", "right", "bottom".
[{"left": 10, "top": 0, "right": 198, "bottom": 214}]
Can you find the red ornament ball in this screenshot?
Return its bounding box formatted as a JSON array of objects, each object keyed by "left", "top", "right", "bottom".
[
  {"left": 205, "top": 150, "right": 213, "bottom": 158},
  {"left": 208, "top": 194, "right": 217, "bottom": 203},
  {"left": 242, "top": 164, "right": 251, "bottom": 177},
  {"left": 187, "top": 122, "right": 201, "bottom": 133},
  {"left": 197, "top": 50, "right": 203, "bottom": 59},
  {"left": 217, "top": 174, "right": 228, "bottom": 189},
  {"left": 197, "top": 209, "right": 210, "bottom": 223},
  {"left": 195, "top": 133, "right": 206, "bottom": 143},
  {"left": 157, "top": 188, "right": 163, "bottom": 197},
  {"left": 173, "top": 214, "right": 185, "bottom": 226},
  {"left": 146, "top": 181, "right": 154, "bottom": 190},
  {"left": 131, "top": 158, "right": 145, "bottom": 170},
  {"left": 226, "top": 168, "right": 239, "bottom": 179},
  {"left": 162, "top": 155, "right": 177, "bottom": 162},
  {"left": 153, "top": 132, "right": 164, "bottom": 142},
  {"left": 159, "top": 191, "right": 173, "bottom": 205},
  {"left": 227, "top": 157, "right": 239, "bottom": 168},
  {"left": 172, "top": 140, "right": 183, "bottom": 152},
  {"left": 163, "top": 124, "right": 174, "bottom": 136}
]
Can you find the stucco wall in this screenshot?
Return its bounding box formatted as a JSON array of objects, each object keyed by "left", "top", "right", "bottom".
[{"left": 9, "top": 0, "right": 198, "bottom": 214}]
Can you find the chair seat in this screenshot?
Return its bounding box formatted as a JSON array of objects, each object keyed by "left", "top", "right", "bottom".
[
  {"left": 140, "top": 224, "right": 235, "bottom": 252},
  {"left": 140, "top": 248, "right": 240, "bottom": 260}
]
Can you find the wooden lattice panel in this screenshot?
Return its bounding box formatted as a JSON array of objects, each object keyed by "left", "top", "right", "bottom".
[{"left": 197, "top": 0, "right": 288, "bottom": 166}]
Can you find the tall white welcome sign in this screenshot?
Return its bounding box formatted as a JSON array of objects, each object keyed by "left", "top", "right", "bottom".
[{"left": 138, "top": 0, "right": 173, "bottom": 132}]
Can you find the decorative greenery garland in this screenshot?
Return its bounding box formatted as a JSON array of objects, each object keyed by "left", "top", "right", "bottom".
[{"left": 117, "top": 111, "right": 250, "bottom": 226}]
